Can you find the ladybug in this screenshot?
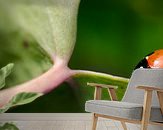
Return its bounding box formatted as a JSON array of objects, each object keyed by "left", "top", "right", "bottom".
[{"left": 135, "top": 49, "right": 163, "bottom": 69}]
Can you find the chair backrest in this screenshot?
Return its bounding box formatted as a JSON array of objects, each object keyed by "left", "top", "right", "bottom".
[{"left": 122, "top": 68, "right": 163, "bottom": 107}]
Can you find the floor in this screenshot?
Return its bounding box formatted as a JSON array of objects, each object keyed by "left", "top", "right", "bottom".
[{"left": 0, "top": 113, "right": 140, "bottom": 130}]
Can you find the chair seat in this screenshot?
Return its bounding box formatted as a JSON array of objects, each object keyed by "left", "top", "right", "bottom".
[{"left": 85, "top": 100, "right": 163, "bottom": 122}]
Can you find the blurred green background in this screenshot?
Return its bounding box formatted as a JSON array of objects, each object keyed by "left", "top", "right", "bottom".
[{"left": 0, "top": 0, "right": 163, "bottom": 112}]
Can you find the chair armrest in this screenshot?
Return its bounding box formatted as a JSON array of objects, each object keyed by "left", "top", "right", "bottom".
[
  {"left": 137, "top": 86, "right": 163, "bottom": 92},
  {"left": 137, "top": 85, "right": 163, "bottom": 122},
  {"left": 87, "top": 82, "right": 118, "bottom": 89},
  {"left": 141, "top": 88, "right": 153, "bottom": 126},
  {"left": 87, "top": 82, "right": 118, "bottom": 101}
]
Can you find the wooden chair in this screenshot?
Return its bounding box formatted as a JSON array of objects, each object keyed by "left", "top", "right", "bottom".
[{"left": 85, "top": 68, "right": 163, "bottom": 130}]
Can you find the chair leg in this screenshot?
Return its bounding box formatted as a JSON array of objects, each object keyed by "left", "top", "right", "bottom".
[
  {"left": 121, "top": 121, "right": 127, "bottom": 130},
  {"left": 141, "top": 123, "right": 148, "bottom": 130},
  {"left": 141, "top": 90, "right": 152, "bottom": 130},
  {"left": 92, "top": 113, "right": 98, "bottom": 130}
]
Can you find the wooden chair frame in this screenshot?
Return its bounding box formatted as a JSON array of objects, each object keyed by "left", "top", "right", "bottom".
[{"left": 87, "top": 82, "right": 163, "bottom": 130}]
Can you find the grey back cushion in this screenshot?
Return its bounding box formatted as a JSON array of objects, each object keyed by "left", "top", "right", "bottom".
[{"left": 122, "top": 68, "right": 163, "bottom": 107}]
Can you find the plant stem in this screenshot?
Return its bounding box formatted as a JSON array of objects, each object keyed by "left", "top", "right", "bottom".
[
  {"left": 0, "top": 60, "right": 72, "bottom": 107},
  {"left": 72, "top": 70, "right": 129, "bottom": 83},
  {"left": 0, "top": 62, "right": 129, "bottom": 108}
]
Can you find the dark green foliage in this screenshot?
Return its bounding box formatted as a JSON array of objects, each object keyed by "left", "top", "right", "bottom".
[{"left": 0, "top": 123, "right": 19, "bottom": 130}]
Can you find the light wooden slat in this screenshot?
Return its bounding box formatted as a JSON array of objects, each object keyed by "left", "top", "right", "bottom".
[
  {"left": 92, "top": 113, "right": 98, "bottom": 130},
  {"left": 141, "top": 90, "right": 152, "bottom": 130},
  {"left": 94, "top": 87, "right": 102, "bottom": 100},
  {"left": 121, "top": 121, "right": 127, "bottom": 130},
  {"left": 96, "top": 114, "right": 141, "bottom": 124},
  {"left": 157, "top": 91, "right": 163, "bottom": 114},
  {"left": 137, "top": 86, "right": 163, "bottom": 92},
  {"left": 93, "top": 86, "right": 101, "bottom": 130},
  {"left": 87, "top": 82, "right": 118, "bottom": 89},
  {"left": 108, "top": 88, "right": 117, "bottom": 101}
]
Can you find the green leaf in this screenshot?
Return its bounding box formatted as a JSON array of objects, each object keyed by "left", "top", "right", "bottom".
[
  {"left": 0, "top": 0, "right": 80, "bottom": 61},
  {"left": 0, "top": 123, "right": 19, "bottom": 130},
  {"left": 0, "top": 63, "right": 14, "bottom": 89},
  {"left": 0, "top": 92, "right": 42, "bottom": 113}
]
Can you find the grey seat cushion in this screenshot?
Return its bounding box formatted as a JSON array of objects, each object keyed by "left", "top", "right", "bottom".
[{"left": 85, "top": 100, "right": 163, "bottom": 122}]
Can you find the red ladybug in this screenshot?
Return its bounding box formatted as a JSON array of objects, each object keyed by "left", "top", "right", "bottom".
[{"left": 135, "top": 49, "right": 163, "bottom": 69}]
